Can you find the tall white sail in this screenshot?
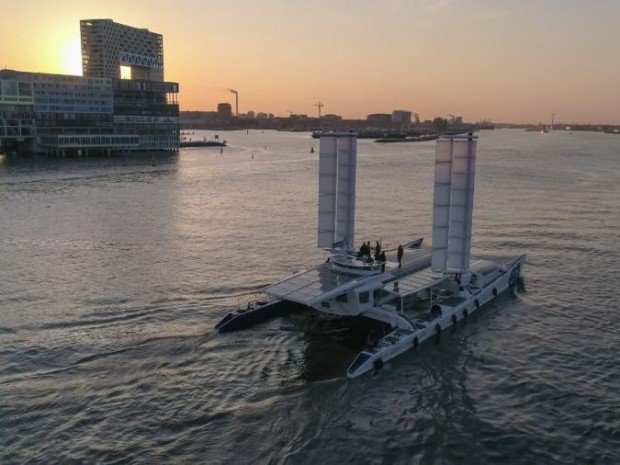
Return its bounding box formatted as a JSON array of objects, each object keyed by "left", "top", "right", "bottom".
[
  {"left": 317, "top": 133, "right": 357, "bottom": 250},
  {"left": 317, "top": 136, "right": 338, "bottom": 248},
  {"left": 431, "top": 134, "right": 477, "bottom": 273},
  {"left": 335, "top": 135, "right": 357, "bottom": 250},
  {"left": 431, "top": 138, "right": 453, "bottom": 271},
  {"left": 446, "top": 136, "right": 476, "bottom": 271}
]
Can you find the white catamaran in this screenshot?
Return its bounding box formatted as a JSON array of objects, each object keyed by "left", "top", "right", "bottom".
[{"left": 215, "top": 133, "right": 525, "bottom": 378}]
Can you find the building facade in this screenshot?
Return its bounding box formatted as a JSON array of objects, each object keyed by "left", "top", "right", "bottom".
[
  {"left": 0, "top": 19, "right": 179, "bottom": 155},
  {"left": 392, "top": 110, "right": 412, "bottom": 125},
  {"left": 81, "top": 19, "right": 164, "bottom": 81},
  {"left": 217, "top": 103, "right": 233, "bottom": 118},
  {"left": 0, "top": 72, "right": 36, "bottom": 147}
]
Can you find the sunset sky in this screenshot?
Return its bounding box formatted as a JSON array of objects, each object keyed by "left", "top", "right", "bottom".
[{"left": 1, "top": 0, "right": 619, "bottom": 124}]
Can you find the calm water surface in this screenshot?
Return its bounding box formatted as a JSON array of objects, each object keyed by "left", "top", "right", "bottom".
[{"left": 1, "top": 129, "right": 619, "bottom": 464}]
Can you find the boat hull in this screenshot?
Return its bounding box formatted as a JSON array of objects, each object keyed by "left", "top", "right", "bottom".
[
  {"left": 215, "top": 299, "right": 295, "bottom": 333},
  {"left": 346, "top": 255, "right": 526, "bottom": 378}
]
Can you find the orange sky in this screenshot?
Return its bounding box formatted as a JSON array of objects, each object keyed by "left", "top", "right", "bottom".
[{"left": 2, "top": 0, "right": 619, "bottom": 124}]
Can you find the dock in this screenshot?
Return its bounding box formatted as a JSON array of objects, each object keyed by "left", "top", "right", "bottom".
[{"left": 180, "top": 140, "right": 226, "bottom": 148}]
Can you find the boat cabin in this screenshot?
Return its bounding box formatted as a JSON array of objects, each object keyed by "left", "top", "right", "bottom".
[{"left": 468, "top": 260, "right": 503, "bottom": 288}]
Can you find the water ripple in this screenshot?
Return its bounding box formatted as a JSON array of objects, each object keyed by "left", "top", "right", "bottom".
[{"left": 2, "top": 130, "right": 620, "bottom": 464}]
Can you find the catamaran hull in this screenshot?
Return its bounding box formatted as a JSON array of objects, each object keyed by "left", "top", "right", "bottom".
[
  {"left": 346, "top": 255, "right": 525, "bottom": 378},
  {"left": 215, "top": 299, "right": 295, "bottom": 333}
]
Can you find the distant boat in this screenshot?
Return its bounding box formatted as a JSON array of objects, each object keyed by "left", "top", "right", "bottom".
[
  {"left": 312, "top": 130, "right": 429, "bottom": 140},
  {"left": 374, "top": 134, "right": 439, "bottom": 143},
  {"left": 525, "top": 124, "right": 548, "bottom": 133}
]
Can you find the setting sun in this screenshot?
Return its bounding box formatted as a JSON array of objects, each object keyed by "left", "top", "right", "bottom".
[{"left": 59, "top": 35, "right": 82, "bottom": 76}]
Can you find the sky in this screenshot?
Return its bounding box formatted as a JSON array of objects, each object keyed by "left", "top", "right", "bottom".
[{"left": 1, "top": 0, "right": 619, "bottom": 124}]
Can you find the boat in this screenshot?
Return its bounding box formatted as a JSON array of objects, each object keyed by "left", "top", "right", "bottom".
[
  {"left": 312, "top": 130, "right": 385, "bottom": 139},
  {"left": 374, "top": 134, "right": 438, "bottom": 143},
  {"left": 215, "top": 133, "right": 525, "bottom": 378},
  {"left": 312, "top": 130, "right": 431, "bottom": 140},
  {"left": 525, "top": 124, "right": 548, "bottom": 133}
]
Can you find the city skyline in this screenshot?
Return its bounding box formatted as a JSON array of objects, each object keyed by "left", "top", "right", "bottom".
[{"left": 1, "top": 0, "right": 619, "bottom": 124}]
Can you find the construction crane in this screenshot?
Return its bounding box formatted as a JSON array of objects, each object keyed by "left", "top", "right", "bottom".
[{"left": 313, "top": 101, "right": 324, "bottom": 118}]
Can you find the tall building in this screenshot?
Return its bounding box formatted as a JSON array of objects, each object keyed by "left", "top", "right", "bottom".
[
  {"left": 392, "top": 110, "right": 412, "bottom": 125},
  {"left": 81, "top": 19, "right": 164, "bottom": 81},
  {"left": 217, "top": 103, "right": 233, "bottom": 118},
  {"left": 0, "top": 19, "right": 179, "bottom": 155},
  {"left": 366, "top": 113, "right": 392, "bottom": 127}
]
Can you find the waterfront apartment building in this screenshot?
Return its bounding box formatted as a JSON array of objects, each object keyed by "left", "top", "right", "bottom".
[
  {"left": 0, "top": 19, "right": 178, "bottom": 155},
  {"left": 0, "top": 73, "right": 36, "bottom": 145}
]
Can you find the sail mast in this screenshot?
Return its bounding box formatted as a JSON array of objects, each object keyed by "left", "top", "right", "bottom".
[
  {"left": 431, "top": 133, "right": 478, "bottom": 273},
  {"left": 317, "top": 136, "right": 338, "bottom": 248},
  {"left": 317, "top": 133, "right": 358, "bottom": 250}
]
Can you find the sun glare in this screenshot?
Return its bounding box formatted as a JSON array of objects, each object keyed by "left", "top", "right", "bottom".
[
  {"left": 120, "top": 66, "right": 132, "bottom": 79},
  {"left": 60, "top": 36, "right": 82, "bottom": 75}
]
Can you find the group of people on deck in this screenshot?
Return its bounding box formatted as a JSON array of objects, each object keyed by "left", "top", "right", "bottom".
[
  {"left": 358, "top": 241, "right": 387, "bottom": 264},
  {"left": 357, "top": 241, "right": 405, "bottom": 268}
]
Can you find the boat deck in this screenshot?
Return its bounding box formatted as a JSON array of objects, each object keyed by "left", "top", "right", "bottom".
[
  {"left": 381, "top": 267, "right": 448, "bottom": 298},
  {"left": 264, "top": 247, "right": 431, "bottom": 306}
]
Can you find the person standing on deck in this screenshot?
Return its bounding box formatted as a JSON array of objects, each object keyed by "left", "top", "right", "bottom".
[
  {"left": 360, "top": 242, "right": 369, "bottom": 257},
  {"left": 397, "top": 244, "right": 404, "bottom": 268},
  {"left": 379, "top": 251, "right": 387, "bottom": 272}
]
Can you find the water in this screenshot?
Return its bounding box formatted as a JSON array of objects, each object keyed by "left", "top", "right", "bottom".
[{"left": 1, "top": 129, "right": 619, "bottom": 464}]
